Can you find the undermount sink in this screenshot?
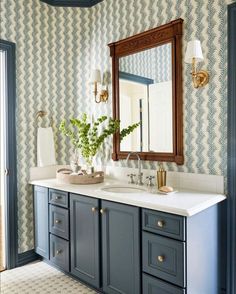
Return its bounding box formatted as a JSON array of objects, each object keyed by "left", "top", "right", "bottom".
[{"left": 101, "top": 185, "right": 146, "bottom": 194}]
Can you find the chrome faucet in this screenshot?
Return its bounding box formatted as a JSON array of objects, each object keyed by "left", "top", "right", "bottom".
[{"left": 126, "top": 152, "right": 144, "bottom": 186}]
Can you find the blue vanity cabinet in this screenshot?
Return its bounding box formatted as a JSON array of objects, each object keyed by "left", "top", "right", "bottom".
[
  {"left": 33, "top": 184, "right": 222, "bottom": 294},
  {"left": 142, "top": 206, "right": 220, "bottom": 294},
  {"left": 49, "top": 205, "right": 69, "bottom": 240},
  {"left": 49, "top": 189, "right": 68, "bottom": 208},
  {"left": 101, "top": 200, "right": 141, "bottom": 294},
  {"left": 33, "top": 186, "right": 49, "bottom": 259},
  {"left": 50, "top": 234, "right": 69, "bottom": 272},
  {"left": 143, "top": 273, "right": 186, "bottom": 294},
  {"left": 70, "top": 194, "right": 100, "bottom": 289},
  {"left": 48, "top": 189, "right": 70, "bottom": 271}
]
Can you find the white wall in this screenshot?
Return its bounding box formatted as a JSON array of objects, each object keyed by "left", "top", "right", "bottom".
[
  {"left": 119, "top": 79, "right": 148, "bottom": 151},
  {"left": 149, "top": 81, "right": 173, "bottom": 152}
]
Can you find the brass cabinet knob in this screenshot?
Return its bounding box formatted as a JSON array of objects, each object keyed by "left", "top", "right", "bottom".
[
  {"left": 56, "top": 249, "right": 62, "bottom": 255},
  {"left": 55, "top": 219, "right": 61, "bottom": 224},
  {"left": 91, "top": 207, "right": 97, "bottom": 213},
  {"left": 157, "top": 220, "right": 165, "bottom": 228},
  {"left": 100, "top": 208, "right": 106, "bottom": 214},
  {"left": 157, "top": 255, "right": 165, "bottom": 263}
]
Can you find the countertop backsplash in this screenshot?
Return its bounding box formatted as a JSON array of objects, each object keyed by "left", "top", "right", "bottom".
[{"left": 30, "top": 165, "right": 224, "bottom": 195}]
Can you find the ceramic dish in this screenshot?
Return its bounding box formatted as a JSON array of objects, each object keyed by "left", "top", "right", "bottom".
[{"left": 156, "top": 190, "right": 178, "bottom": 195}]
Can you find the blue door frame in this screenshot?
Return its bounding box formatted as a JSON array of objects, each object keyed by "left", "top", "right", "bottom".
[
  {"left": 227, "top": 3, "right": 236, "bottom": 294},
  {"left": 0, "top": 39, "right": 18, "bottom": 269}
]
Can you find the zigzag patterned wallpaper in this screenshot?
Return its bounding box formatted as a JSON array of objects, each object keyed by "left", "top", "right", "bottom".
[
  {"left": 120, "top": 43, "right": 172, "bottom": 83},
  {"left": 89, "top": 0, "right": 229, "bottom": 173},
  {"left": 0, "top": 0, "right": 230, "bottom": 253},
  {"left": 0, "top": 0, "right": 85, "bottom": 253}
]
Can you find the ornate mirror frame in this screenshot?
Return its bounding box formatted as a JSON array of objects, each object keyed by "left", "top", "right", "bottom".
[{"left": 108, "top": 18, "right": 184, "bottom": 164}]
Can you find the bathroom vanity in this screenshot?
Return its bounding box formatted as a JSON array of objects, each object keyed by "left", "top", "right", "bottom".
[{"left": 31, "top": 178, "right": 225, "bottom": 294}]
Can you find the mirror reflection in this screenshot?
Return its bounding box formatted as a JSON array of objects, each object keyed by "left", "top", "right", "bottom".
[{"left": 119, "top": 42, "right": 173, "bottom": 153}]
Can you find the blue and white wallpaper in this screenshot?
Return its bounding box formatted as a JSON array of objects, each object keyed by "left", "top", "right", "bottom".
[
  {"left": 119, "top": 43, "right": 172, "bottom": 83},
  {"left": 0, "top": 0, "right": 231, "bottom": 253}
]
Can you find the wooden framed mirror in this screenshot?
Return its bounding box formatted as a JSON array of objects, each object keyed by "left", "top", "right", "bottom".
[{"left": 108, "top": 19, "right": 184, "bottom": 164}]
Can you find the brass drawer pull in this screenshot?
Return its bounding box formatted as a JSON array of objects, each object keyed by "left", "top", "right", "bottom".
[
  {"left": 55, "top": 195, "right": 61, "bottom": 200},
  {"left": 56, "top": 249, "right": 62, "bottom": 255},
  {"left": 92, "top": 207, "right": 97, "bottom": 213},
  {"left": 100, "top": 208, "right": 106, "bottom": 214},
  {"left": 157, "top": 220, "right": 165, "bottom": 228},
  {"left": 55, "top": 219, "right": 61, "bottom": 224},
  {"left": 157, "top": 255, "right": 165, "bottom": 263}
]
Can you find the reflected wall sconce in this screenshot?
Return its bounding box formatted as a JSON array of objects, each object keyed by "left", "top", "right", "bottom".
[
  {"left": 185, "top": 40, "right": 209, "bottom": 88},
  {"left": 91, "top": 69, "right": 109, "bottom": 103}
]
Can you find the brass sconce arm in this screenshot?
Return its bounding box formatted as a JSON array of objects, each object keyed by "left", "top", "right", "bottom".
[
  {"left": 94, "top": 85, "right": 109, "bottom": 103},
  {"left": 92, "top": 69, "right": 109, "bottom": 103},
  {"left": 191, "top": 58, "right": 209, "bottom": 88},
  {"left": 94, "top": 81, "right": 98, "bottom": 97}
]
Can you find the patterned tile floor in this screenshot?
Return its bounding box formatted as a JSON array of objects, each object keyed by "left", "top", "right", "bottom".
[{"left": 0, "top": 261, "right": 98, "bottom": 293}]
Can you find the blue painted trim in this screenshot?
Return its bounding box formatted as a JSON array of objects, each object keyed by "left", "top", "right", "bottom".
[
  {"left": 40, "top": 0, "right": 103, "bottom": 7},
  {"left": 119, "top": 71, "right": 154, "bottom": 85},
  {"left": 0, "top": 40, "right": 18, "bottom": 269},
  {"left": 17, "top": 250, "right": 39, "bottom": 267},
  {"left": 227, "top": 3, "right": 236, "bottom": 294}
]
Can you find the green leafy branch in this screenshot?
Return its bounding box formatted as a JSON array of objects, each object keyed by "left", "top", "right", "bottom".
[{"left": 59, "top": 113, "right": 139, "bottom": 165}]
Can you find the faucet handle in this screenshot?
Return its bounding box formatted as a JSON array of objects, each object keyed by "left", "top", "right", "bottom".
[
  {"left": 127, "top": 174, "right": 136, "bottom": 184},
  {"left": 146, "top": 175, "right": 155, "bottom": 179},
  {"left": 146, "top": 176, "right": 155, "bottom": 186}
]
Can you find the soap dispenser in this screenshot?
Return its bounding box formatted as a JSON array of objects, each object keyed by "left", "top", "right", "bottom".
[{"left": 157, "top": 162, "right": 166, "bottom": 189}]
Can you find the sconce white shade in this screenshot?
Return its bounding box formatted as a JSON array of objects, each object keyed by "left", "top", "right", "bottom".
[
  {"left": 185, "top": 40, "right": 204, "bottom": 63},
  {"left": 91, "top": 69, "right": 101, "bottom": 83}
]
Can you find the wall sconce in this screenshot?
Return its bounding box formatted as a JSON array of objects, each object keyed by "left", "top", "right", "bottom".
[
  {"left": 91, "top": 69, "right": 109, "bottom": 103},
  {"left": 185, "top": 40, "right": 209, "bottom": 88}
]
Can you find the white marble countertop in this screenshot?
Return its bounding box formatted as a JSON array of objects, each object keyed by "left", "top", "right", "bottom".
[{"left": 29, "top": 178, "right": 226, "bottom": 217}]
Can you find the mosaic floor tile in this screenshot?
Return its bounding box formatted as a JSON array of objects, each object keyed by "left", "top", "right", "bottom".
[{"left": 0, "top": 261, "right": 98, "bottom": 294}]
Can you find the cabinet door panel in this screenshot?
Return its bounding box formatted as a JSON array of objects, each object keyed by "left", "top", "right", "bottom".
[
  {"left": 143, "top": 273, "right": 185, "bottom": 294},
  {"left": 70, "top": 194, "right": 100, "bottom": 289},
  {"left": 49, "top": 189, "right": 68, "bottom": 208},
  {"left": 34, "top": 186, "right": 49, "bottom": 259},
  {"left": 142, "top": 209, "right": 185, "bottom": 241},
  {"left": 102, "top": 200, "right": 140, "bottom": 294},
  {"left": 143, "top": 232, "right": 185, "bottom": 287},
  {"left": 50, "top": 234, "right": 69, "bottom": 272},
  {"left": 49, "top": 205, "right": 69, "bottom": 240}
]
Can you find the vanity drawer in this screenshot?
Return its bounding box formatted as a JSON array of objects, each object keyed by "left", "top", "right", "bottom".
[
  {"left": 143, "top": 232, "right": 186, "bottom": 288},
  {"left": 142, "top": 209, "right": 185, "bottom": 241},
  {"left": 49, "top": 189, "right": 68, "bottom": 208},
  {"left": 49, "top": 205, "right": 69, "bottom": 240},
  {"left": 143, "top": 273, "right": 185, "bottom": 294},
  {"left": 50, "top": 234, "right": 69, "bottom": 272}
]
